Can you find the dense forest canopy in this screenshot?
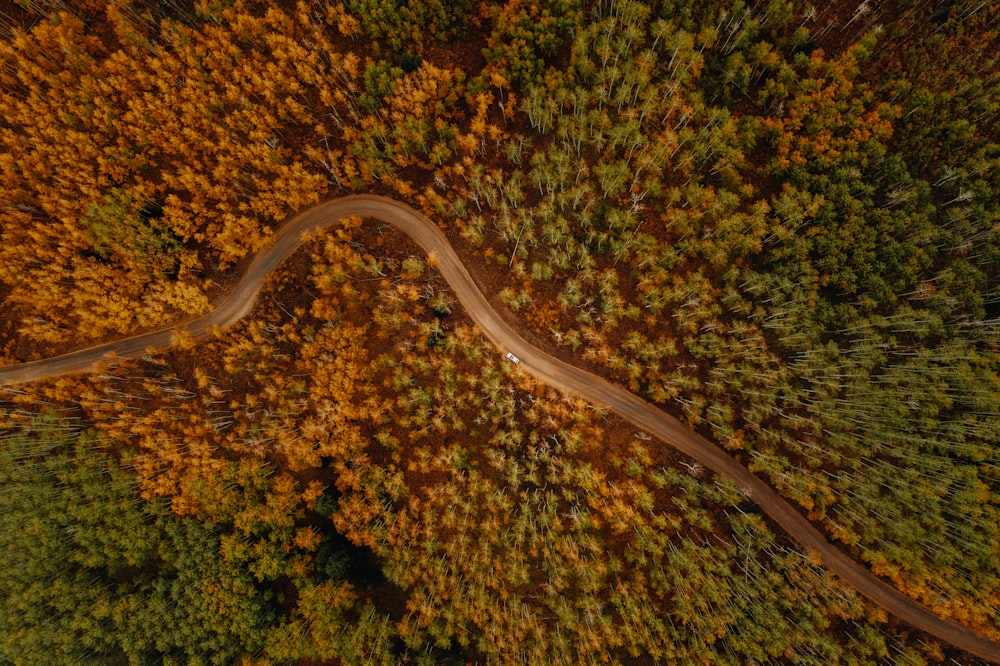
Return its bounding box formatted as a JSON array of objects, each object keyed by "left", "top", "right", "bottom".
[{"left": 1, "top": 0, "right": 998, "bottom": 663}]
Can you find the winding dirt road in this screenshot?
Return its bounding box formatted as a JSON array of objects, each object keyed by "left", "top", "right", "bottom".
[{"left": 2, "top": 194, "right": 999, "bottom": 662}]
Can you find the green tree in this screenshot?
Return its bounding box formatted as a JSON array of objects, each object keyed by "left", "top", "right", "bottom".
[
  {"left": 80, "top": 188, "right": 181, "bottom": 277},
  {"left": 0, "top": 414, "right": 275, "bottom": 664}
]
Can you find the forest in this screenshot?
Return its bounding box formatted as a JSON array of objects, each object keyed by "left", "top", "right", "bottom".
[{"left": 1, "top": 0, "right": 998, "bottom": 663}]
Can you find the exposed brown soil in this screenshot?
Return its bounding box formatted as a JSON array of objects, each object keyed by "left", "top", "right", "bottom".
[{"left": 807, "top": 0, "right": 908, "bottom": 59}]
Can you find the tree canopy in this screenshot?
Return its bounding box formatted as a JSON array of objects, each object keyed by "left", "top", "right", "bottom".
[{"left": 1, "top": 0, "right": 998, "bottom": 663}]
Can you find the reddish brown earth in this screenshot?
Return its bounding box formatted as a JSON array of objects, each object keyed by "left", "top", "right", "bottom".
[{"left": 1, "top": 194, "right": 999, "bottom": 663}]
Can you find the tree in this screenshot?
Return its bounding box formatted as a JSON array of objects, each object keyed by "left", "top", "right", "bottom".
[{"left": 0, "top": 413, "right": 273, "bottom": 663}]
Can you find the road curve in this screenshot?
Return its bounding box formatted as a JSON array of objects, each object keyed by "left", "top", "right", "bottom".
[{"left": 2, "top": 194, "right": 999, "bottom": 662}]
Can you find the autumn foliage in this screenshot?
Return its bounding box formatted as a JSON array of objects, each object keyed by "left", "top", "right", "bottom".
[{"left": 2, "top": 0, "right": 999, "bottom": 664}]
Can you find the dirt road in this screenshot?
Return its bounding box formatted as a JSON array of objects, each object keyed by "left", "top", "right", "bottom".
[{"left": 2, "top": 194, "right": 998, "bottom": 662}]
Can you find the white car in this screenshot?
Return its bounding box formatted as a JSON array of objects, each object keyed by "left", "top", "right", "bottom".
[{"left": 505, "top": 352, "right": 520, "bottom": 364}]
